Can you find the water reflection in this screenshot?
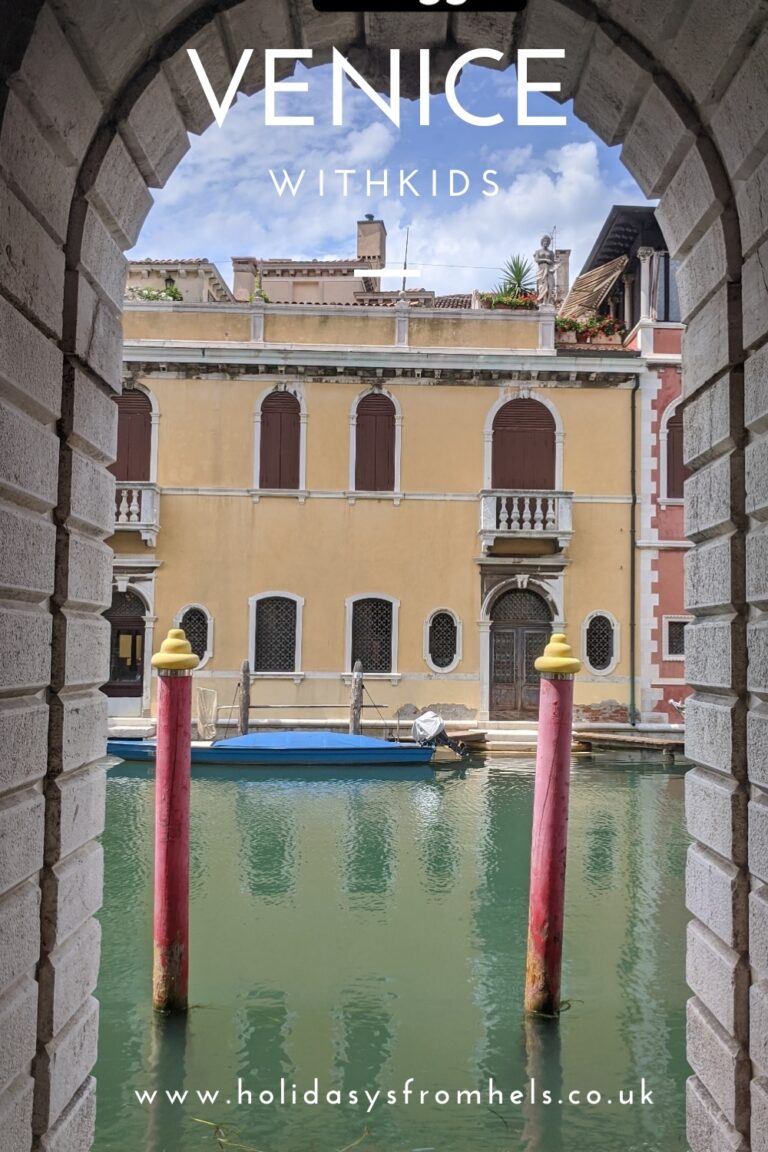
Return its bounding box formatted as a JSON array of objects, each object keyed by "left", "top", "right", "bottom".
[{"left": 95, "top": 758, "right": 689, "bottom": 1152}]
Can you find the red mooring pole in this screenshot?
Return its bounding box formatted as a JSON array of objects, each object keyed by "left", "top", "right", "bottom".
[
  {"left": 524, "top": 633, "right": 581, "bottom": 1017},
  {"left": 151, "top": 628, "right": 199, "bottom": 1013}
]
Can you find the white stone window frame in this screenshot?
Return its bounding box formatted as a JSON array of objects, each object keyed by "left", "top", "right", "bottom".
[
  {"left": 344, "top": 594, "right": 401, "bottom": 684},
  {"left": 248, "top": 591, "right": 305, "bottom": 681},
  {"left": 483, "top": 387, "right": 565, "bottom": 490},
  {"left": 348, "top": 387, "right": 403, "bottom": 497},
  {"left": 251, "top": 383, "right": 308, "bottom": 500},
  {"left": 173, "top": 603, "right": 214, "bottom": 670},
  {"left": 663, "top": 614, "right": 692, "bottom": 661},
  {"left": 581, "top": 609, "right": 620, "bottom": 676},
  {"left": 659, "top": 397, "right": 685, "bottom": 506},
  {"left": 423, "top": 608, "right": 463, "bottom": 674}
]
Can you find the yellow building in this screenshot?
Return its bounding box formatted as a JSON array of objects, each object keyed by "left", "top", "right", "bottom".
[{"left": 107, "top": 215, "right": 687, "bottom": 731}]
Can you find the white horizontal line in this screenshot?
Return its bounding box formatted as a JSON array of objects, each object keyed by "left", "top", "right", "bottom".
[{"left": 353, "top": 268, "right": 421, "bottom": 279}]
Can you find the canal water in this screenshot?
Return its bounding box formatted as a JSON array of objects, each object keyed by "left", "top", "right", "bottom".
[{"left": 94, "top": 758, "right": 689, "bottom": 1152}]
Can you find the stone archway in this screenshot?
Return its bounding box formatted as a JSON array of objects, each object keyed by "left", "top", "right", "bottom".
[{"left": 0, "top": 3, "right": 761, "bottom": 1148}]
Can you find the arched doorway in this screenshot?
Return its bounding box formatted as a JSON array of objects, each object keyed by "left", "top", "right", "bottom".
[
  {"left": 490, "top": 589, "right": 552, "bottom": 720},
  {"left": 103, "top": 588, "right": 147, "bottom": 716},
  {"left": 491, "top": 398, "right": 556, "bottom": 490}
]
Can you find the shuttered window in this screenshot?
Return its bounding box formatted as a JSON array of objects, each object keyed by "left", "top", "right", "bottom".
[
  {"left": 355, "top": 394, "right": 395, "bottom": 492},
  {"left": 110, "top": 390, "right": 152, "bottom": 482},
  {"left": 666, "top": 409, "right": 688, "bottom": 499},
  {"left": 254, "top": 597, "right": 297, "bottom": 672},
  {"left": 260, "top": 391, "right": 301, "bottom": 490},
  {"left": 491, "top": 399, "right": 556, "bottom": 490},
  {"left": 351, "top": 598, "right": 393, "bottom": 673}
]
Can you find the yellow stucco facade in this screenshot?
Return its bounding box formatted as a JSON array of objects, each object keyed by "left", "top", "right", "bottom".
[{"left": 109, "top": 298, "right": 665, "bottom": 728}]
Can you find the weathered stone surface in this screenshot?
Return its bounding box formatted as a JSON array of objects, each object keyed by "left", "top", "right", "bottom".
[
  {"left": 686, "top": 843, "right": 748, "bottom": 952},
  {"left": 746, "top": 342, "right": 768, "bottom": 433},
  {"left": 684, "top": 375, "right": 734, "bottom": 467},
  {"left": 0, "top": 90, "right": 76, "bottom": 244},
  {"left": 621, "top": 82, "right": 694, "bottom": 198},
  {"left": 711, "top": 26, "right": 768, "bottom": 181},
  {"left": 0, "top": 296, "right": 62, "bottom": 423},
  {"left": 32, "top": 996, "right": 99, "bottom": 1133},
  {"left": 682, "top": 289, "right": 732, "bottom": 398},
  {"left": 742, "top": 243, "right": 768, "bottom": 351},
  {"left": 0, "top": 180, "right": 64, "bottom": 337},
  {"left": 164, "top": 23, "right": 234, "bottom": 135},
  {"left": 37, "top": 918, "right": 101, "bottom": 1039},
  {"left": 747, "top": 436, "right": 768, "bottom": 519},
  {"left": 0, "top": 698, "right": 49, "bottom": 793},
  {"left": 38, "top": 1075, "right": 96, "bottom": 1152},
  {"left": 519, "top": 0, "right": 593, "bottom": 101},
  {"left": 677, "top": 218, "right": 730, "bottom": 324},
  {"left": 41, "top": 843, "right": 103, "bottom": 953},
  {"left": 0, "top": 608, "right": 52, "bottom": 695},
  {"left": 49, "top": 0, "right": 150, "bottom": 97},
  {"left": 753, "top": 1078, "right": 768, "bottom": 1152},
  {"left": 750, "top": 707, "right": 768, "bottom": 787},
  {"left": 687, "top": 1075, "right": 749, "bottom": 1152},
  {"left": 752, "top": 981, "right": 768, "bottom": 1077},
  {"left": 45, "top": 764, "right": 106, "bottom": 866},
  {"left": 0, "top": 399, "right": 59, "bottom": 512},
  {"left": 0, "top": 788, "right": 44, "bottom": 898},
  {"left": 685, "top": 453, "right": 737, "bottom": 540},
  {"left": 0, "top": 882, "right": 41, "bottom": 997},
  {"left": 122, "top": 72, "right": 189, "bottom": 188},
  {"left": 662, "top": 0, "right": 765, "bottom": 107},
  {"left": 0, "top": 976, "right": 38, "bottom": 1097},
  {"left": 88, "top": 134, "right": 152, "bottom": 251},
  {"left": 48, "top": 691, "right": 108, "bottom": 778},
  {"left": 686, "top": 767, "right": 747, "bottom": 864},
  {"left": 73, "top": 277, "right": 123, "bottom": 391},
  {"left": 50, "top": 611, "right": 110, "bottom": 694},
  {"left": 687, "top": 921, "right": 749, "bottom": 1041},
  {"left": 573, "top": 30, "right": 649, "bottom": 147},
  {"left": 65, "top": 369, "right": 118, "bottom": 464},
  {"left": 736, "top": 147, "right": 768, "bottom": 256},
  {"left": 78, "top": 207, "right": 128, "bottom": 314},
  {"left": 748, "top": 527, "right": 768, "bottom": 608},
  {"left": 12, "top": 6, "right": 103, "bottom": 167},
  {"left": 61, "top": 448, "right": 115, "bottom": 537},
  {"left": 749, "top": 794, "right": 768, "bottom": 885},
  {"left": 685, "top": 620, "right": 737, "bottom": 691},
  {"left": 748, "top": 621, "right": 768, "bottom": 695},
  {"left": 751, "top": 885, "right": 768, "bottom": 979},
  {"left": 0, "top": 1072, "right": 34, "bottom": 1152},
  {"left": 656, "top": 139, "right": 727, "bottom": 258},
  {"left": 687, "top": 997, "right": 750, "bottom": 1130},
  {"left": 0, "top": 505, "right": 55, "bottom": 603},
  {"left": 685, "top": 535, "right": 738, "bottom": 612},
  {"left": 61, "top": 534, "right": 112, "bottom": 612},
  {"left": 685, "top": 695, "right": 742, "bottom": 775}
]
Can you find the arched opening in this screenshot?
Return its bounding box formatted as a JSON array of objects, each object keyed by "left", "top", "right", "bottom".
[
  {"left": 489, "top": 588, "right": 552, "bottom": 719},
  {"left": 354, "top": 393, "right": 396, "bottom": 493},
  {"left": 491, "top": 398, "right": 556, "bottom": 491},
  {"left": 259, "top": 390, "right": 301, "bottom": 490},
  {"left": 102, "top": 587, "right": 147, "bottom": 714},
  {"left": 0, "top": 3, "right": 762, "bottom": 1148}
]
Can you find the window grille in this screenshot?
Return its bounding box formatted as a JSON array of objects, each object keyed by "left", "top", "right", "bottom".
[
  {"left": 667, "top": 619, "right": 688, "bottom": 657},
  {"left": 586, "top": 614, "right": 614, "bottom": 671},
  {"left": 254, "top": 597, "right": 297, "bottom": 672},
  {"left": 428, "top": 612, "right": 457, "bottom": 669},
  {"left": 180, "top": 607, "right": 208, "bottom": 661},
  {"left": 352, "top": 599, "right": 393, "bottom": 673},
  {"left": 491, "top": 589, "right": 551, "bottom": 624},
  {"left": 106, "top": 588, "right": 145, "bottom": 620}
]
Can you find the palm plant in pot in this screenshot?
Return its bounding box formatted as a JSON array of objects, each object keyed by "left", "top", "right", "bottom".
[{"left": 480, "top": 254, "right": 537, "bottom": 310}]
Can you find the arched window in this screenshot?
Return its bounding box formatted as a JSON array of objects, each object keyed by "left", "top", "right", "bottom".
[
  {"left": 175, "top": 605, "right": 213, "bottom": 668},
  {"left": 666, "top": 407, "right": 688, "bottom": 499},
  {"left": 104, "top": 587, "right": 146, "bottom": 697},
  {"left": 491, "top": 399, "right": 556, "bottom": 490},
  {"left": 351, "top": 598, "right": 395, "bottom": 673},
  {"left": 583, "top": 612, "right": 619, "bottom": 675},
  {"left": 426, "top": 611, "right": 460, "bottom": 672},
  {"left": 259, "top": 390, "right": 301, "bottom": 489},
  {"left": 252, "top": 595, "right": 301, "bottom": 673},
  {"left": 111, "top": 389, "right": 152, "bottom": 482},
  {"left": 355, "top": 393, "right": 396, "bottom": 492}
]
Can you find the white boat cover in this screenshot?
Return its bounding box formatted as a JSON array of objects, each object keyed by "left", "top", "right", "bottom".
[{"left": 412, "top": 710, "right": 446, "bottom": 744}]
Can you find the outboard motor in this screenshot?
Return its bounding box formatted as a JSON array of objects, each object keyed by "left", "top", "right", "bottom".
[{"left": 412, "top": 711, "right": 468, "bottom": 758}]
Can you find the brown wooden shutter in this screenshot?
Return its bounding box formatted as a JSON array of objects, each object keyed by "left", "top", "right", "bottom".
[
  {"left": 260, "top": 391, "right": 301, "bottom": 490},
  {"left": 355, "top": 394, "right": 395, "bottom": 492},
  {"left": 110, "top": 390, "right": 152, "bottom": 482},
  {"left": 666, "top": 409, "right": 688, "bottom": 499},
  {"left": 491, "top": 399, "right": 556, "bottom": 490}
]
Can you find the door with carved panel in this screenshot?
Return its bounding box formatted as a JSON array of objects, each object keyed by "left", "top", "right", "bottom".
[{"left": 490, "top": 590, "right": 552, "bottom": 719}]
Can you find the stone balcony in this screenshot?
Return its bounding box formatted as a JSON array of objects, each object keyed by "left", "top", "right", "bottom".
[
  {"left": 113, "top": 482, "right": 160, "bottom": 547},
  {"left": 479, "top": 490, "right": 574, "bottom": 555}
]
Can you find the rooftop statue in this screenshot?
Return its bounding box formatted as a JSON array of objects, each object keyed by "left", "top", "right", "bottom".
[{"left": 534, "top": 235, "right": 559, "bottom": 306}]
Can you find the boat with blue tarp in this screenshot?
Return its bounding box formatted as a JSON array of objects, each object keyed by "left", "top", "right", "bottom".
[{"left": 107, "top": 730, "right": 436, "bottom": 767}]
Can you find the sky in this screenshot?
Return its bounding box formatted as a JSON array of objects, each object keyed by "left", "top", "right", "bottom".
[{"left": 131, "top": 57, "right": 650, "bottom": 295}]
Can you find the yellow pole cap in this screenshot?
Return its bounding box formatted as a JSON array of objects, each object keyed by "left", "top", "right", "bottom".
[
  {"left": 535, "top": 632, "right": 581, "bottom": 676},
  {"left": 151, "top": 628, "right": 200, "bottom": 671}
]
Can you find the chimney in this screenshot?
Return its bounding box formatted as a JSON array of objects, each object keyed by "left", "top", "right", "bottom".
[
  {"left": 357, "top": 215, "right": 386, "bottom": 267},
  {"left": 555, "top": 249, "right": 570, "bottom": 304}
]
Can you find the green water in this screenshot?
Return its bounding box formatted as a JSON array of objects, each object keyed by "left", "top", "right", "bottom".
[{"left": 94, "top": 759, "right": 689, "bottom": 1152}]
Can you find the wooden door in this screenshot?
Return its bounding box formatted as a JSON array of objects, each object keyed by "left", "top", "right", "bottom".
[
  {"left": 103, "top": 590, "right": 146, "bottom": 698},
  {"left": 490, "top": 590, "right": 552, "bottom": 719}
]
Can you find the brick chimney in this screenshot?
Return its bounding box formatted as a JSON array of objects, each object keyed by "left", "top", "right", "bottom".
[{"left": 357, "top": 215, "right": 386, "bottom": 267}]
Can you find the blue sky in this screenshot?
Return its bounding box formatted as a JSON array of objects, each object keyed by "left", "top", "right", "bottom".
[{"left": 132, "top": 59, "right": 649, "bottom": 294}]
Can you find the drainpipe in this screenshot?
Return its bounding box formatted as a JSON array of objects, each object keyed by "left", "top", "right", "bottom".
[{"left": 629, "top": 379, "right": 639, "bottom": 727}]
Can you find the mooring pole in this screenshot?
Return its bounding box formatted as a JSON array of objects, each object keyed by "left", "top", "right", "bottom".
[
  {"left": 524, "top": 633, "right": 581, "bottom": 1017},
  {"left": 349, "top": 659, "right": 364, "bottom": 735},
  {"left": 151, "top": 628, "right": 198, "bottom": 1013},
  {"left": 239, "top": 659, "right": 251, "bottom": 736}
]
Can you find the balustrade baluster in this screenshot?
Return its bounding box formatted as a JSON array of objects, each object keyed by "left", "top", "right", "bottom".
[
  {"left": 534, "top": 497, "right": 543, "bottom": 529},
  {"left": 545, "top": 499, "right": 556, "bottom": 530},
  {"left": 498, "top": 496, "right": 509, "bottom": 530},
  {"left": 522, "top": 496, "right": 532, "bottom": 530},
  {"left": 510, "top": 495, "right": 521, "bottom": 531},
  {"left": 129, "top": 489, "right": 140, "bottom": 523},
  {"left": 117, "top": 490, "right": 129, "bottom": 524}
]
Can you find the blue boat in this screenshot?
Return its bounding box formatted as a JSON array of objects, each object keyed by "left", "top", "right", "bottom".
[{"left": 107, "top": 730, "right": 435, "bottom": 767}]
